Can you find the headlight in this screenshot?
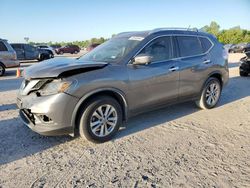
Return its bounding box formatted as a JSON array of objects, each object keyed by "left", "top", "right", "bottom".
[{"left": 39, "top": 79, "right": 74, "bottom": 96}]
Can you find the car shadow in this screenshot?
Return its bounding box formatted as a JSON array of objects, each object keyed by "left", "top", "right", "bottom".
[
  {"left": 0, "top": 117, "right": 72, "bottom": 165},
  {"left": 228, "top": 62, "right": 240, "bottom": 68},
  {"left": 0, "top": 77, "right": 23, "bottom": 92},
  {"left": 0, "top": 103, "right": 17, "bottom": 112}
]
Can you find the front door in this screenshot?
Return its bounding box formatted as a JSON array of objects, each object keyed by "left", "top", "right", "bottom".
[{"left": 127, "top": 36, "right": 179, "bottom": 113}]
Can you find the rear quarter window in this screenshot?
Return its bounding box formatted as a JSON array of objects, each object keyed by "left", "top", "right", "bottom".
[
  {"left": 199, "top": 37, "right": 213, "bottom": 52},
  {"left": 176, "top": 36, "right": 203, "bottom": 57},
  {"left": 0, "top": 41, "right": 8, "bottom": 51}
]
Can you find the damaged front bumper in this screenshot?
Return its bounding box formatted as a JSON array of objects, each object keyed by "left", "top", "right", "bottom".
[{"left": 17, "top": 92, "right": 79, "bottom": 136}]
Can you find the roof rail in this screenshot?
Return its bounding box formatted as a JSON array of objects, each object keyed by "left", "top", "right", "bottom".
[{"left": 150, "top": 27, "right": 199, "bottom": 34}]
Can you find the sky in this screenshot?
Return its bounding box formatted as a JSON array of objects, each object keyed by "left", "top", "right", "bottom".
[{"left": 0, "top": 0, "right": 249, "bottom": 43}]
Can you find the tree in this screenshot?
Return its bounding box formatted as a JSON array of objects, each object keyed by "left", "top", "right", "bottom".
[
  {"left": 201, "top": 21, "right": 250, "bottom": 44},
  {"left": 201, "top": 21, "right": 220, "bottom": 37}
]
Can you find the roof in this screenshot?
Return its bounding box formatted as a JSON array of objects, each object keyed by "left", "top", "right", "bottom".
[{"left": 115, "top": 27, "right": 212, "bottom": 38}]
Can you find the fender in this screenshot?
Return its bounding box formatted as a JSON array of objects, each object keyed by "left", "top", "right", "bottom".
[{"left": 70, "top": 87, "right": 129, "bottom": 130}]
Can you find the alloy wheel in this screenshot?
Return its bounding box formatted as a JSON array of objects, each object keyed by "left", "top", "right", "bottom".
[
  {"left": 90, "top": 104, "right": 118, "bottom": 137},
  {"left": 205, "top": 82, "right": 220, "bottom": 106}
]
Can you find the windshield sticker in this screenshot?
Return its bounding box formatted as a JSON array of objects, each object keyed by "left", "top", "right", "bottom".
[{"left": 128, "top": 36, "right": 144, "bottom": 41}]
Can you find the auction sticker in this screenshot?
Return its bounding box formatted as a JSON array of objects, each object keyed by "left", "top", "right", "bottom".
[{"left": 128, "top": 36, "right": 144, "bottom": 41}]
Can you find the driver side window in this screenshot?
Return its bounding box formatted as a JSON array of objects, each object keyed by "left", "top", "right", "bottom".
[{"left": 139, "top": 36, "right": 172, "bottom": 62}]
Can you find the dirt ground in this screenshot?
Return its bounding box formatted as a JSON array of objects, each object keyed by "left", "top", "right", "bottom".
[{"left": 0, "top": 54, "right": 249, "bottom": 188}]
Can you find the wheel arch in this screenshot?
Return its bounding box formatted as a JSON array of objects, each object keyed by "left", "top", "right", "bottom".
[
  {"left": 199, "top": 71, "right": 223, "bottom": 96},
  {"left": 71, "top": 88, "right": 128, "bottom": 132},
  {"left": 0, "top": 61, "right": 6, "bottom": 68}
]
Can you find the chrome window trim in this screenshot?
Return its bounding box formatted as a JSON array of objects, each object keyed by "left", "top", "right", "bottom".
[{"left": 128, "top": 34, "right": 214, "bottom": 65}]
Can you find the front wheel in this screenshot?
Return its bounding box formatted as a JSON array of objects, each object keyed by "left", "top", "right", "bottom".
[
  {"left": 196, "top": 77, "right": 222, "bottom": 109},
  {"left": 78, "top": 96, "right": 122, "bottom": 142}
]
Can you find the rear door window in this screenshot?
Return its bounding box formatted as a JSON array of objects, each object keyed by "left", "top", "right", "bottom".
[
  {"left": 0, "top": 41, "right": 8, "bottom": 51},
  {"left": 176, "top": 36, "right": 203, "bottom": 57},
  {"left": 199, "top": 37, "right": 213, "bottom": 52}
]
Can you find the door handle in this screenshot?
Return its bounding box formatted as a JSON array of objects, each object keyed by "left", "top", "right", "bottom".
[
  {"left": 169, "top": 66, "right": 179, "bottom": 72},
  {"left": 203, "top": 59, "right": 211, "bottom": 64}
]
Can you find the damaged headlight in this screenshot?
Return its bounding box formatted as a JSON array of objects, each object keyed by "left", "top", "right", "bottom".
[{"left": 39, "top": 79, "right": 75, "bottom": 96}]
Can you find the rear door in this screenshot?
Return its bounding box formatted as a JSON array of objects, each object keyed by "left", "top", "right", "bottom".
[
  {"left": 175, "top": 35, "right": 213, "bottom": 100},
  {"left": 24, "top": 44, "right": 39, "bottom": 60}
]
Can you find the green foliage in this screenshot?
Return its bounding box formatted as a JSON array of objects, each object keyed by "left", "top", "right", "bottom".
[
  {"left": 29, "top": 37, "right": 109, "bottom": 48},
  {"left": 202, "top": 21, "right": 250, "bottom": 44},
  {"left": 201, "top": 21, "right": 220, "bottom": 37}
]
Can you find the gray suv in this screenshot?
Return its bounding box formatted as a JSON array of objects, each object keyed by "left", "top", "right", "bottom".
[
  {"left": 17, "top": 28, "right": 229, "bottom": 142},
  {"left": 0, "top": 39, "right": 20, "bottom": 76}
]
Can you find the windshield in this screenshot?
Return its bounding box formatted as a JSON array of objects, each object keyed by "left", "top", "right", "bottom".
[{"left": 79, "top": 37, "right": 143, "bottom": 63}]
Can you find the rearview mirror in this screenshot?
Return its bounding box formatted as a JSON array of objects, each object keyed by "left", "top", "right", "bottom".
[{"left": 133, "top": 54, "right": 152, "bottom": 65}]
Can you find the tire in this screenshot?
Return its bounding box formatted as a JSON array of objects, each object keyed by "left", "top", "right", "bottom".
[
  {"left": 0, "top": 63, "right": 5, "bottom": 76},
  {"left": 78, "top": 96, "right": 122, "bottom": 142},
  {"left": 59, "top": 51, "right": 63, "bottom": 55},
  {"left": 38, "top": 54, "right": 44, "bottom": 61},
  {"left": 240, "top": 70, "right": 248, "bottom": 77},
  {"left": 196, "top": 77, "right": 222, "bottom": 109},
  {"left": 74, "top": 50, "right": 78, "bottom": 54},
  {"left": 49, "top": 52, "right": 54, "bottom": 58}
]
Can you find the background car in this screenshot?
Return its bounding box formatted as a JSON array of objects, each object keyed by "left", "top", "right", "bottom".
[
  {"left": 55, "top": 45, "right": 80, "bottom": 54},
  {"left": 229, "top": 43, "right": 247, "bottom": 53},
  {"left": 224, "top": 44, "right": 233, "bottom": 52},
  {"left": 239, "top": 51, "right": 250, "bottom": 77},
  {"left": 87, "top": 43, "right": 100, "bottom": 52},
  {"left": 243, "top": 43, "right": 250, "bottom": 53},
  {"left": 36, "top": 45, "right": 54, "bottom": 58},
  {"left": 0, "top": 39, "right": 20, "bottom": 76},
  {"left": 11, "top": 43, "right": 52, "bottom": 61}
]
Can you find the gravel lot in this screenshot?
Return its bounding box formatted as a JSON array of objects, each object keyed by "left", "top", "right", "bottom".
[{"left": 0, "top": 54, "right": 249, "bottom": 188}]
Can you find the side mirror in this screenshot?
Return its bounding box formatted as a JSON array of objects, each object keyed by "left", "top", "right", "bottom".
[{"left": 133, "top": 54, "right": 152, "bottom": 65}]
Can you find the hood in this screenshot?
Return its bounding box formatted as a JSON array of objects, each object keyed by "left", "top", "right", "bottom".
[{"left": 24, "top": 57, "right": 108, "bottom": 79}]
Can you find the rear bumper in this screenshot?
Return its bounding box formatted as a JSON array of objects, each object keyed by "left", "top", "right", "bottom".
[{"left": 17, "top": 93, "right": 79, "bottom": 136}]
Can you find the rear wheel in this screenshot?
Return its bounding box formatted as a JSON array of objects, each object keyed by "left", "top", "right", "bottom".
[
  {"left": 74, "top": 50, "right": 78, "bottom": 54},
  {"left": 78, "top": 96, "right": 122, "bottom": 142},
  {"left": 240, "top": 70, "right": 248, "bottom": 77},
  {"left": 196, "top": 77, "right": 222, "bottom": 109},
  {"left": 59, "top": 51, "right": 63, "bottom": 55},
  {"left": 0, "top": 64, "right": 5, "bottom": 76}
]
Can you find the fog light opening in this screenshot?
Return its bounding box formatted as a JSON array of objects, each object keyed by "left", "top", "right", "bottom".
[{"left": 40, "top": 115, "right": 53, "bottom": 123}]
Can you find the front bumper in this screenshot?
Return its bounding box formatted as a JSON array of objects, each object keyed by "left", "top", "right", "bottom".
[{"left": 17, "top": 92, "right": 79, "bottom": 136}]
